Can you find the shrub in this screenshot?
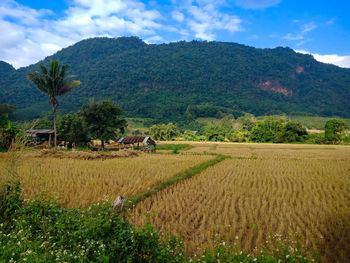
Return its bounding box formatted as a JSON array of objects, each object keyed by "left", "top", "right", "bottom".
[{"left": 0, "top": 183, "right": 184, "bottom": 262}]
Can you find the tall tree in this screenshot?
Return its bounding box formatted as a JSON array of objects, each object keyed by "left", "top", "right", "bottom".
[
  {"left": 80, "top": 100, "right": 127, "bottom": 149},
  {"left": 27, "top": 60, "right": 81, "bottom": 147},
  {"left": 325, "top": 119, "right": 348, "bottom": 144},
  {"left": 57, "top": 113, "right": 89, "bottom": 148}
]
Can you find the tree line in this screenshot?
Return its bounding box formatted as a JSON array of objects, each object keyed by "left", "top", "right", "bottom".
[{"left": 149, "top": 116, "right": 349, "bottom": 144}]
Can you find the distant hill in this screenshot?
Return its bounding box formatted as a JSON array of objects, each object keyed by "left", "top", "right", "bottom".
[{"left": 0, "top": 36, "right": 349, "bottom": 121}]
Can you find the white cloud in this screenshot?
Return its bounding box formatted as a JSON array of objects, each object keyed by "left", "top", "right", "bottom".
[
  {"left": 185, "top": 2, "right": 242, "bottom": 41},
  {"left": 282, "top": 21, "right": 317, "bottom": 46},
  {"left": 145, "top": 35, "right": 164, "bottom": 43},
  {"left": 234, "top": 0, "right": 282, "bottom": 9},
  {"left": 172, "top": 10, "right": 184, "bottom": 22},
  {"left": 296, "top": 50, "right": 350, "bottom": 68},
  {"left": 0, "top": 0, "right": 52, "bottom": 25},
  {"left": 0, "top": 0, "right": 246, "bottom": 67},
  {"left": 326, "top": 18, "right": 335, "bottom": 25},
  {"left": 283, "top": 33, "right": 303, "bottom": 41},
  {"left": 301, "top": 22, "right": 316, "bottom": 34},
  {"left": 0, "top": 0, "right": 163, "bottom": 68}
]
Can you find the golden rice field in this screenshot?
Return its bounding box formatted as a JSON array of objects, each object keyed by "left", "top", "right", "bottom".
[
  {"left": 182, "top": 141, "right": 350, "bottom": 160},
  {"left": 132, "top": 143, "right": 350, "bottom": 263},
  {"left": 0, "top": 151, "right": 214, "bottom": 208}
]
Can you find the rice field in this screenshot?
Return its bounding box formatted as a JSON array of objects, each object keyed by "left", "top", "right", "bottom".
[
  {"left": 183, "top": 141, "right": 350, "bottom": 160},
  {"left": 1, "top": 142, "right": 349, "bottom": 262},
  {"left": 132, "top": 143, "right": 350, "bottom": 263},
  {"left": 0, "top": 151, "right": 214, "bottom": 208}
]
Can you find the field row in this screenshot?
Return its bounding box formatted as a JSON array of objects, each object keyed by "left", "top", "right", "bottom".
[
  {"left": 0, "top": 152, "right": 214, "bottom": 208},
  {"left": 181, "top": 141, "right": 350, "bottom": 160},
  {"left": 131, "top": 157, "right": 350, "bottom": 263}
]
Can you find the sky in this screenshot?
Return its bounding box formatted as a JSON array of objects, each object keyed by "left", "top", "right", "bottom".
[{"left": 1, "top": 0, "right": 350, "bottom": 69}]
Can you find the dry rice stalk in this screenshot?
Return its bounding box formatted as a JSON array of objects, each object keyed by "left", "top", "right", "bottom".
[{"left": 35, "top": 149, "right": 139, "bottom": 160}]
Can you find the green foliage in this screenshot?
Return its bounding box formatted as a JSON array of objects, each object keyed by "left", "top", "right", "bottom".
[
  {"left": 236, "top": 114, "right": 256, "bottom": 131},
  {"left": 150, "top": 123, "right": 179, "bottom": 141},
  {"left": 0, "top": 183, "right": 184, "bottom": 262},
  {"left": 193, "top": 240, "right": 314, "bottom": 263},
  {"left": 2, "top": 37, "right": 350, "bottom": 122},
  {"left": 204, "top": 124, "right": 228, "bottom": 141},
  {"left": 0, "top": 114, "right": 19, "bottom": 150},
  {"left": 250, "top": 118, "right": 309, "bottom": 143},
  {"left": 305, "top": 133, "right": 327, "bottom": 144},
  {"left": 324, "top": 119, "right": 348, "bottom": 143},
  {"left": 185, "top": 104, "right": 242, "bottom": 120},
  {"left": 183, "top": 130, "right": 200, "bottom": 141},
  {"left": 0, "top": 181, "right": 22, "bottom": 222},
  {"left": 80, "top": 100, "right": 127, "bottom": 148},
  {"left": 229, "top": 130, "right": 250, "bottom": 142},
  {"left": 276, "top": 122, "right": 308, "bottom": 143},
  {"left": 26, "top": 60, "right": 81, "bottom": 99},
  {"left": 57, "top": 113, "right": 89, "bottom": 147},
  {"left": 250, "top": 118, "right": 284, "bottom": 142}
]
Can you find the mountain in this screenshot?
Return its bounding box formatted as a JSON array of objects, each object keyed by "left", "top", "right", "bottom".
[{"left": 0, "top": 36, "right": 350, "bottom": 121}]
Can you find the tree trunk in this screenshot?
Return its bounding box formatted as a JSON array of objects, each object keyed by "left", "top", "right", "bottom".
[
  {"left": 52, "top": 98, "right": 58, "bottom": 148},
  {"left": 101, "top": 139, "right": 104, "bottom": 149}
]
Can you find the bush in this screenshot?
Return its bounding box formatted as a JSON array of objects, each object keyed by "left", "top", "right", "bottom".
[
  {"left": 306, "top": 133, "right": 327, "bottom": 144},
  {"left": 229, "top": 130, "right": 250, "bottom": 142},
  {"left": 150, "top": 123, "right": 180, "bottom": 141},
  {"left": 325, "top": 119, "right": 348, "bottom": 143},
  {"left": 0, "top": 182, "right": 184, "bottom": 263}
]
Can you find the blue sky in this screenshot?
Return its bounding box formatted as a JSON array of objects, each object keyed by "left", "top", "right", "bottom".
[{"left": 1, "top": 0, "right": 349, "bottom": 68}]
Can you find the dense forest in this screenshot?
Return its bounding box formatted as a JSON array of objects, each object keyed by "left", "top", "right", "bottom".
[{"left": 0, "top": 36, "right": 349, "bottom": 122}]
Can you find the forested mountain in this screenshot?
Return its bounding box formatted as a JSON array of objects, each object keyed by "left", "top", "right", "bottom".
[{"left": 0, "top": 36, "right": 349, "bottom": 121}]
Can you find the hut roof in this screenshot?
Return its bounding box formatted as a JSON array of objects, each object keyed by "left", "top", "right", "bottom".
[
  {"left": 26, "top": 129, "right": 54, "bottom": 135},
  {"left": 116, "top": 136, "right": 156, "bottom": 145}
]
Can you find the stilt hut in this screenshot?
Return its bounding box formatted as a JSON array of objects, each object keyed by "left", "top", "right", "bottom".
[{"left": 116, "top": 136, "right": 156, "bottom": 152}]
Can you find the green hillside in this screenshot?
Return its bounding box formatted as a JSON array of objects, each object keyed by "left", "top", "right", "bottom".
[{"left": 1, "top": 36, "right": 350, "bottom": 121}]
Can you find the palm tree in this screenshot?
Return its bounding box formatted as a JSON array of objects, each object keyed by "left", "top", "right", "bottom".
[{"left": 27, "top": 60, "right": 81, "bottom": 147}]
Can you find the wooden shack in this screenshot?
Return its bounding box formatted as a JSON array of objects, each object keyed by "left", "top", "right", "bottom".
[
  {"left": 26, "top": 129, "right": 55, "bottom": 146},
  {"left": 116, "top": 136, "right": 156, "bottom": 152}
]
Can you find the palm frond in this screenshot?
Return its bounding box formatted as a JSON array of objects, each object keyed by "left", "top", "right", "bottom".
[
  {"left": 39, "top": 64, "right": 48, "bottom": 75},
  {"left": 58, "top": 80, "right": 81, "bottom": 95},
  {"left": 27, "top": 72, "right": 49, "bottom": 94},
  {"left": 27, "top": 60, "right": 79, "bottom": 97}
]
